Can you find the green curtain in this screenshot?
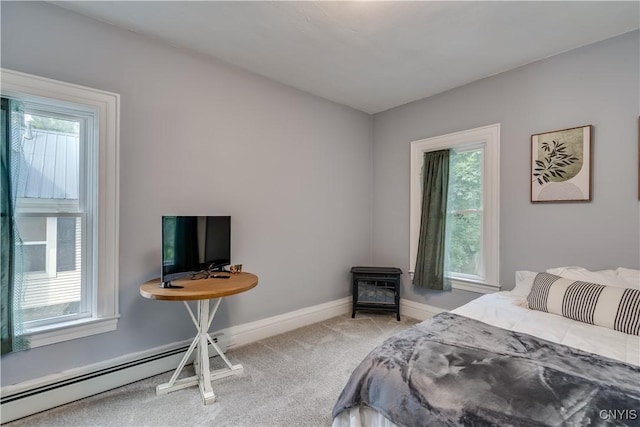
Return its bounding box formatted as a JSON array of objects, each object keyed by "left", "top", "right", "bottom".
[
  {"left": 1, "top": 98, "right": 14, "bottom": 354},
  {"left": 1, "top": 98, "right": 28, "bottom": 355},
  {"left": 413, "top": 150, "right": 451, "bottom": 291}
]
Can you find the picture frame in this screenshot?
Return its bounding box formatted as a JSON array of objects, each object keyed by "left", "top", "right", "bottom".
[{"left": 531, "top": 125, "right": 592, "bottom": 203}]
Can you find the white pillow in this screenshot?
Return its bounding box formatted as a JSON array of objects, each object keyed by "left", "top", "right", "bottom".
[
  {"left": 527, "top": 272, "right": 640, "bottom": 335},
  {"left": 616, "top": 268, "right": 640, "bottom": 289},
  {"left": 546, "top": 266, "right": 637, "bottom": 290},
  {"left": 511, "top": 270, "right": 539, "bottom": 298}
]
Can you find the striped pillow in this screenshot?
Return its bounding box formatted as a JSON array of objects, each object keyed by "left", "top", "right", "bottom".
[{"left": 527, "top": 272, "right": 640, "bottom": 335}]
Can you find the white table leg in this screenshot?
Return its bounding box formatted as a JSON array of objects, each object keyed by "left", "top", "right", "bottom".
[
  {"left": 196, "top": 299, "right": 216, "bottom": 404},
  {"left": 193, "top": 302, "right": 202, "bottom": 378},
  {"left": 155, "top": 298, "right": 243, "bottom": 405}
]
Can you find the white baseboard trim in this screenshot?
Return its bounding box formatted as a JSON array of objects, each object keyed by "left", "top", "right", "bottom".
[
  {"left": 0, "top": 297, "right": 351, "bottom": 423},
  {"left": 400, "top": 298, "right": 447, "bottom": 321},
  {"left": 222, "top": 296, "right": 351, "bottom": 349}
]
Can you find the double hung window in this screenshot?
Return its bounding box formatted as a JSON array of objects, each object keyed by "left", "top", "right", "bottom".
[
  {"left": 445, "top": 146, "right": 484, "bottom": 279},
  {"left": 410, "top": 124, "right": 500, "bottom": 293},
  {"left": 1, "top": 69, "right": 119, "bottom": 347},
  {"left": 15, "top": 107, "right": 90, "bottom": 328}
]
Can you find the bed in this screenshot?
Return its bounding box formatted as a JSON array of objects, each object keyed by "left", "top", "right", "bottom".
[{"left": 332, "top": 267, "right": 640, "bottom": 427}]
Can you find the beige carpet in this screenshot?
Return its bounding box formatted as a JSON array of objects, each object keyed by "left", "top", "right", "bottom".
[{"left": 7, "top": 313, "right": 419, "bottom": 427}]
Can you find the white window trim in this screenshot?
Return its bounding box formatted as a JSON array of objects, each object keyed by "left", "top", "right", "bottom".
[
  {"left": 410, "top": 123, "right": 500, "bottom": 293},
  {"left": 1, "top": 68, "right": 120, "bottom": 347}
]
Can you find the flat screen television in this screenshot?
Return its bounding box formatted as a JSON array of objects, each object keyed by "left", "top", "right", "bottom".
[{"left": 161, "top": 216, "right": 231, "bottom": 287}]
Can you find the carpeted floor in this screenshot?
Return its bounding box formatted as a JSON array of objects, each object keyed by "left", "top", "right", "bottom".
[{"left": 7, "top": 313, "right": 420, "bottom": 427}]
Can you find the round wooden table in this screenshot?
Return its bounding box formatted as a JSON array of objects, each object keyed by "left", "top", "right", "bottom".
[{"left": 140, "top": 272, "right": 258, "bottom": 405}]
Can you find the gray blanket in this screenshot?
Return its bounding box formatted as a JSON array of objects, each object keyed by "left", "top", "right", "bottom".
[{"left": 333, "top": 313, "right": 640, "bottom": 427}]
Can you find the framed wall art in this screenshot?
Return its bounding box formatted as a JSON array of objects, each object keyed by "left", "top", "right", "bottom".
[{"left": 531, "top": 125, "right": 592, "bottom": 203}]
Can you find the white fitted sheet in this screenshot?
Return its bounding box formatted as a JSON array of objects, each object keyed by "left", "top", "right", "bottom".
[{"left": 332, "top": 291, "right": 640, "bottom": 427}]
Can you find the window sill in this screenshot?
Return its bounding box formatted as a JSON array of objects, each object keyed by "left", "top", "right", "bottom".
[
  {"left": 408, "top": 272, "right": 500, "bottom": 294},
  {"left": 21, "top": 316, "right": 119, "bottom": 348},
  {"left": 449, "top": 278, "right": 500, "bottom": 294}
]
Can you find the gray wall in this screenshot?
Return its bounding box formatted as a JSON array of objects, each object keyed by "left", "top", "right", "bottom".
[
  {"left": 372, "top": 30, "right": 640, "bottom": 310},
  {"left": 0, "top": 2, "right": 372, "bottom": 385}
]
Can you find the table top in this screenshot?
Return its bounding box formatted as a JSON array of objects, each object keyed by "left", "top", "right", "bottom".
[{"left": 140, "top": 272, "right": 258, "bottom": 301}]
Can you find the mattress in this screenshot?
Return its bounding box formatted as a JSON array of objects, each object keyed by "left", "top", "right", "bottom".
[{"left": 332, "top": 290, "right": 640, "bottom": 427}]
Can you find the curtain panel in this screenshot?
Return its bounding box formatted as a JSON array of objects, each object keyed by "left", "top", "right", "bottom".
[
  {"left": 413, "top": 150, "right": 451, "bottom": 291},
  {"left": 1, "top": 98, "right": 29, "bottom": 355}
]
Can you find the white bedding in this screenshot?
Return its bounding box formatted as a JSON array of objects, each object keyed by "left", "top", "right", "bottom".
[
  {"left": 452, "top": 291, "right": 640, "bottom": 366},
  {"left": 332, "top": 290, "right": 640, "bottom": 427}
]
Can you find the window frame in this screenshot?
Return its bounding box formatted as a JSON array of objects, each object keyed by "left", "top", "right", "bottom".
[
  {"left": 1, "top": 68, "right": 120, "bottom": 347},
  {"left": 410, "top": 124, "right": 500, "bottom": 293}
]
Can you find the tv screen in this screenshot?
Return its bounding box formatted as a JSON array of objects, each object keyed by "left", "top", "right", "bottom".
[{"left": 161, "top": 216, "right": 230, "bottom": 283}]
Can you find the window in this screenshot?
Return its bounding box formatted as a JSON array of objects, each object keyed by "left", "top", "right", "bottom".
[
  {"left": 410, "top": 124, "right": 499, "bottom": 293},
  {"left": 15, "top": 108, "right": 87, "bottom": 328},
  {"left": 1, "top": 68, "right": 119, "bottom": 347},
  {"left": 446, "top": 147, "right": 483, "bottom": 278}
]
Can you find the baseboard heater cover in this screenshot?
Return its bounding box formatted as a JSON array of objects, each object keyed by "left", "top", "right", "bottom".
[
  {"left": 1, "top": 345, "right": 187, "bottom": 405},
  {"left": 0, "top": 334, "right": 226, "bottom": 424}
]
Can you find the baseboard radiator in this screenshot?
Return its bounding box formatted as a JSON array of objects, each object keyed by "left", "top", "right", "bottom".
[
  {"left": 0, "top": 334, "right": 226, "bottom": 424},
  {"left": 1, "top": 296, "right": 439, "bottom": 423}
]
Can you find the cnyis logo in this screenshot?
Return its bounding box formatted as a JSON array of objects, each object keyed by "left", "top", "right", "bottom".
[{"left": 599, "top": 409, "right": 638, "bottom": 421}]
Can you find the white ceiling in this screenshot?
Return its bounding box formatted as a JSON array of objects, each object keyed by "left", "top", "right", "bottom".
[{"left": 52, "top": 1, "right": 639, "bottom": 114}]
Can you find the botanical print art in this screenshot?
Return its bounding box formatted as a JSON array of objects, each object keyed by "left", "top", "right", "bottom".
[{"left": 531, "top": 125, "right": 591, "bottom": 202}]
